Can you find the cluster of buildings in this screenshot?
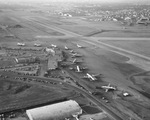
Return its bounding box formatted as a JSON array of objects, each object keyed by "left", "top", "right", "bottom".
[
  {"left": 46, "top": 47, "right": 64, "bottom": 70},
  {"left": 14, "top": 57, "right": 39, "bottom": 64},
  {"left": 13, "top": 45, "right": 64, "bottom": 71},
  {"left": 56, "top": 3, "right": 150, "bottom": 25},
  {"left": 87, "top": 6, "right": 150, "bottom": 25}
]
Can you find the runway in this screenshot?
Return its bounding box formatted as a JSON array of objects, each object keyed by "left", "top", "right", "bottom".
[{"left": 23, "top": 16, "right": 150, "bottom": 70}]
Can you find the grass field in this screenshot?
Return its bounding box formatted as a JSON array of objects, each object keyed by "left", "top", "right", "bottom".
[
  {"left": 0, "top": 79, "right": 73, "bottom": 113},
  {"left": 101, "top": 40, "right": 150, "bottom": 57}
]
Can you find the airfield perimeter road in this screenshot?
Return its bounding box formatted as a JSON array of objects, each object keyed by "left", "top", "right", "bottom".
[{"left": 0, "top": 70, "right": 122, "bottom": 120}]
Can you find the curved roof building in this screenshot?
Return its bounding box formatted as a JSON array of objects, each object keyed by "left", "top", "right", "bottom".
[{"left": 26, "top": 100, "right": 82, "bottom": 120}]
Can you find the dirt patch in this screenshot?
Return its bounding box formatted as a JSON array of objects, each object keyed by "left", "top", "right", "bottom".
[
  {"left": 112, "top": 62, "right": 144, "bottom": 77},
  {"left": 0, "top": 79, "right": 72, "bottom": 113}
]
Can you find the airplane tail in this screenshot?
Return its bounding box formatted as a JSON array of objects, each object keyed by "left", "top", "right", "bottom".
[
  {"left": 73, "top": 59, "right": 76, "bottom": 63},
  {"left": 76, "top": 70, "right": 82, "bottom": 73}
]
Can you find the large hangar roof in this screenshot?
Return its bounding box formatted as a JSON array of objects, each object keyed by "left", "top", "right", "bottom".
[{"left": 26, "top": 100, "right": 82, "bottom": 120}]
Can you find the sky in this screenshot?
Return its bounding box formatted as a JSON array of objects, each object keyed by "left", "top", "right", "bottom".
[{"left": 0, "top": 0, "right": 149, "bottom": 3}]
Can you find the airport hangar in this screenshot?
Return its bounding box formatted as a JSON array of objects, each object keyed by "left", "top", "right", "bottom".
[{"left": 26, "top": 100, "right": 82, "bottom": 120}]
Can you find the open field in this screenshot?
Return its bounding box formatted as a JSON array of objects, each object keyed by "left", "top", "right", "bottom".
[
  {"left": 0, "top": 78, "right": 74, "bottom": 113},
  {"left": 48, "top": 17, "right": 150, "bottom": 38},
  {"left": 101, "top": 40, "right": 150, "bottom": 58}
]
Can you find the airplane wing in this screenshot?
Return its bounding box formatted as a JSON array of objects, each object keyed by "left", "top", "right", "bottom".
[
  {"left": 105, "top": 89, "right": 109, "bottom": 92},
  {"left": 81, "top": 67, "right": 88, "bottom": 70},
  {"left": 82, "top": 76, "right": 88, "bottom": 79},
  {"left": 93, "top": 73, "right": 104, "bottom": 77},
  {"left": 73, "top": 59, "right": 76, "bottom": 63},
  {"left": 92, "top": 74, "right": 98, "bottom": 77}
]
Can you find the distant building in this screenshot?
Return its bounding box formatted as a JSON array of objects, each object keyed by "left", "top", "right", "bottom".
[
  {"left": 124, "top": 17, "right": 133, "bottom": 26},
  {"left": 137, "top": 16, "right": 150, "bottom": 25},
  {"left": 113, "top": 18, "right": 118, "bottom": 22},
  {"left": 47, "top": 57, "right": 58, "bottom": 70},
  {"left": 63, "top": 13, "right": 72, "bottom": 17},
  {"left": 26, "top": 100, "right": 82, "bottom": 120},
  {"left": 54, "top": 50, "right": 63, "bottom": 62},
  {"left": 45, "top": 47, "right": 55, "bottom": 56},
  {"left": 45, "top": 47, "right": 64, "bottom": 70},
  {"left": 124, "top": 17, "right": 131, "bottom": 21}
]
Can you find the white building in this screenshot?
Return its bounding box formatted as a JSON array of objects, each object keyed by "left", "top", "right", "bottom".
[
  {"left": 47, "top": 57, "right": 58, "bottom": 70},
  {"left": 26, "top": 100, "right": 82, "bottom": 120},
  {"left": 15, "top": 57, "right": 38, "bottom": 64},
  {"left": 45, "top": 47, "right": 55, "bottom": 56},
  {"left": 137, "top": 16, "right": 149, "bottom": 25}
]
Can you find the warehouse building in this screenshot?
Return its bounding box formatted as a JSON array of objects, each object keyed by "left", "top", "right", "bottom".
[
  {"left": 15, "top": 57, "right": 39, "bottom": 64},
  {"left": 47, "top": 57, "right": 58, "bottom": 70},
  {"left": 45, "top": 47, "right": 55, "bottom": 56},
  {"left": 137, "top": 16, "right": 150, "bottom": 25},
  {"left": 26, "top": 100, "right": 82, "bottom": 120}
]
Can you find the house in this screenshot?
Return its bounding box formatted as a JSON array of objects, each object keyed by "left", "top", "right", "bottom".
[{"left": 137, "top": 16, "right": 150, "bottom": 25}]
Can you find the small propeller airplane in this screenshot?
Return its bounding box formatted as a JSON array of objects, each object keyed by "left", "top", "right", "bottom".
[
  {"left": 69, "top": 65, "right": 87, "bottom": 72},
  {"left": 76, "top": 65, "right": 87, "bottom": 72},
  {"left": 34, "top": 43, "right": 41, "bottom": 47},
  {"left": 83, "top": 73, "right": 99, "bottom": 81},
  {"left": 64, "top": 46, "right": 69, "bottom": 50},
  {"left": 77, "top": 44, "right": 85, "bottom": 48},
  {"left": 101, "top": 83, "right": 116, "bottom": 92},
  {"left": 17, "top": 42, "right": 25, "bottom": 46},
  {"left": 71, "top": 53, "right": 83, "bottom": 58},
  {"left": 51, "top": 44, "right": 57, "bottom": 48},
  {"left": 72, "top": 59, "right": 83, "bottom": 64}
]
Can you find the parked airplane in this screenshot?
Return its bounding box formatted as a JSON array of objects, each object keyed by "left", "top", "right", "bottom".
[
  {"left": 76, "top": 65, "right": 87, "bottom": 72},
  {"left": 77, "top": 44, "right": 84, "bottom": 48},
  {"left": 34, "top": 43, "right": 41, "bottom": 47},
  {"left": 60, "top": 63, "right": 69, "bottom": 67},
  {"left": 65, "top": 118, "right": 69, "bottom": 120},
  {"left": 101, "top": 83, "right": 116, "bottom": 92},
  {"left": 17, "top": 42, "right": 25, "bottom": 46},
  {"left": 72, "top": 59, "right": 82, "bottom": 64},
  {"left": 83, "top": 73, "right": 99, "bottom": 81},
  {"left": 69, "top": 65, "right": 87, "bottom": 72},
  {"left": 76, "top": 66, "right": 82, "bottom": 72},
  {"left": 71, "top": 53, "right": 83, "bottom": 58},
  {"left": 51, "top": 44, "right": 57, "bottom": 48},
  {"left": 72, "top": 114, "right": 79, "bottom": 120},
  {"left": 65, "top": 46, "right": 69, "bottom": 50},
  {"left": 70, "top": 50, "right": 74, "bottom": 53}
]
